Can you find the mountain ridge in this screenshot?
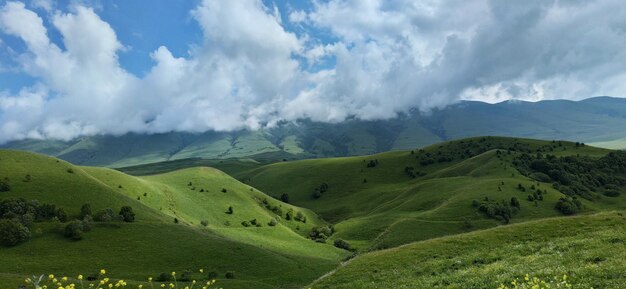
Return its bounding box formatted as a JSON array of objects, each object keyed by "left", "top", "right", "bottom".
[{"left": 3, "top": 97, "right": 626, "bottom": 167}]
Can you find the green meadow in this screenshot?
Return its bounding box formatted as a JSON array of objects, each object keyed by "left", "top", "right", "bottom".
[{"left": 1, "top": 136, "right": 625, "bottom": 288}]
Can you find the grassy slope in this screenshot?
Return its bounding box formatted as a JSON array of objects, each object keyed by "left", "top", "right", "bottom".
[
  {"left": 311, "top": 211, "right": 626, "bottom": 289},
  {"left": 590, "top": 137, "right": 626, "bottom": 150},
  {"left": 236, "top": 137, "right": 624, "bottom": 250},
  {"left": 0, "top": 150, "right": 347, "bottom": 289}
]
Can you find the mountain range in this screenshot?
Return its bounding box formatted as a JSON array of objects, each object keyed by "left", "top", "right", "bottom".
[{"left": 3, "top": 96, "right": 626, "bottom": 167}]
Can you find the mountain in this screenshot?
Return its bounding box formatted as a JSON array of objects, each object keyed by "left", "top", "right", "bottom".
[
  {"left": 0, "top": 150, "right": 347, "bottom": 289},
  {"left": 3, "top": 97, "right": 626, "bottom": 167}
]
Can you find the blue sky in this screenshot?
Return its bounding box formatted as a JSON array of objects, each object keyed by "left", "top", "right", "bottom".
[{"left": 0, "top": 0, "right": 625, "bottom": 142}]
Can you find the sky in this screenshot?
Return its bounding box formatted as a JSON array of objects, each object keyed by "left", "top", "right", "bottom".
[{"left": 0, "top": 0, "right": 625, "bottom": 143}]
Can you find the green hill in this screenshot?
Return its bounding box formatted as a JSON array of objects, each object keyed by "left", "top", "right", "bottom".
[
  {"left": 310, "top": 211, "right": 626, "bottom": 289},
  {"left": 0, "top": 150, "right": 348, "bottom": 288},
  {"left": 4, "top": 97, "right": 626, "bottom": 167},
  {"left": 235, "top": 137, "right": 626, "bottom": 251}
]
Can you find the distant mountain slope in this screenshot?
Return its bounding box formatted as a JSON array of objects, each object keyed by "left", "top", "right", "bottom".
[{"left": 4, "top": 97, "right": 626, "bottom": 167}]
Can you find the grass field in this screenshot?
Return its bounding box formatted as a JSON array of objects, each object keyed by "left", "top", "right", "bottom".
[
  {"left": 234, "top": 137, "right": 624, "bottom": 250},
  {"left": 0, "top": 150, "right": 348, "bottom": 288},
  {"left": 310, "top": 211, "right": 626, "bottom": 289},
  {"left": 2, "top": 136, "right": 625, "bottom": 288}
]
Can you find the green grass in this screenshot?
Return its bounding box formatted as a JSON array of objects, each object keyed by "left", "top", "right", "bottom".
[
  {"left": 310, "top": 211, "right": 626, "bottom": 289},
  {"left": 0, "top": 150, "right": 348, "bottom": 288},
  {"left": 236, "top": 137, "right": 624, "bottom": 251}
]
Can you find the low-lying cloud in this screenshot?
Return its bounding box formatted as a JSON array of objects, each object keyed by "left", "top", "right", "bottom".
[{"left": 1, "top": 0, "right": 625, "bottom": 143}]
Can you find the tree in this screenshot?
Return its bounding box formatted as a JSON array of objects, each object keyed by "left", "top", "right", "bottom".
[
  {"left": 510, "top": 197, "right": 520, "bottom": 209},
  {"left": 0, "top": 219, "right": 30, "bottom": 246},
  {"left": 280, "top": 193, "right": 290, "bottom": 203},
  {"left": 64, "top": 221, "right": 84, "bottom": 240},
  {"left": 119, "top": 206, "right": 135, "bottom": 222},
  {"left": 94, "top": 208, "right": 115, "bottom": 222},
  {"left": 226, "top": 206, "right": 233, "bottom": 214},
  {"left": 56, "top": 208, "right": 68, "bottom": 223},
  {"left": 80, "top": 203, "right": 92, "bottom": 219}
]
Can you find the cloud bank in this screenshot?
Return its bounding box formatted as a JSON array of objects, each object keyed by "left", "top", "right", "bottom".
[{"left": 1, "top": 0, "right": 626, "bottom": 142}]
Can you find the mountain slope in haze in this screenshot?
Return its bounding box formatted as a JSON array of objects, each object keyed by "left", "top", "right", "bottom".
[
  {"left": 4, "top": 97, "right": 626, "bottom": 167},
  {"left": 0, "top": 150, "right": 347, "bottom": 289}
]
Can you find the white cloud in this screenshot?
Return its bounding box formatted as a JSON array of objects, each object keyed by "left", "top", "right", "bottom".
[{"left": 1, "top": 0, "right": 626, "bottom": 143}]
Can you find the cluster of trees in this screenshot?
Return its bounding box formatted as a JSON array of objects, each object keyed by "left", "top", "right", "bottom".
[
  {"left": 513, "top": 151, "right": 626, "bottom": 200},
  {"left": 404, "top": 166, "right": 426, "bottom": 178},
  {"left": 472, "top": 197, "right": 520, "bottom": 223},
  {"left": 64, "top": 204, "right": 135, "bottom": 240},
  {"left": 312, "top": 183, "right": 329, "bottom": 199},
  {"left": 555, "top": 197, "right": 583, "bottom": 215},
  {"left": 0, "top": 198, "right": 71, "bottom": 246},
  {"left": 309, "top": 225, "right": 335, "bottom": 242},
  {"left": 259, "top": 198, "right": 306, "bottom": 223},
  {"left": 241, "top": 218, "right": 264, "bottom": 227},
  {"left": 333, "top": 239, "right": 353, "bottom": 251}
]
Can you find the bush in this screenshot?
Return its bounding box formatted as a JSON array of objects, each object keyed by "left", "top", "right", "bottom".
[
  {"left": 280, "top": 193, "right": 290, "bottom": 203},
  {"left": 268, "top": 218, "right": 278, "bottom": 226},
  {"left": 333, "top": 239, "right": 352, "bottom": 251},
  {"left": 225, "top": 271, "right": 235, "bottom": 279},
  {"left": 207, "top": 271, "right": 219, "bottom": 279},
  {"left": 0, "top": 219, "right": 31, "bottom": 246},
  {"left": 56, "top": 208, "right": 68, "bottom": 223},
  {"left": 155, "top": 272, "right": 171, "bottom": 282},
  {"left": 310, "top": 226, "right": 334, "bottom": 242},
  {"left": 555, "top": 197, "right": 582, "bottom": 215},
  {"left": 80, "top": 203, "right": 92, "bottom": 218},
  {"left": 64, "top": 221, "right": 84, "bottom": 240},
  {"left": 119, "top": 206, "right": 135, "bottom": 222},
  {"left": 200, "top": 220, "right": 209, "bottom": 227},
  {"left": 241, "top": 221, "right": 251, "bottom": 227},
  {"left": 0, "top": 179, "right": 10, "bottom": 192},
  {"left": 94, "top": 208, "right": 116, "bottom": 222},
  {"left": 604, "top": 190, "right": 621, "bottom": 197},
  {"left": 226, "top": 206, "right": 233, "bottom": 214}
]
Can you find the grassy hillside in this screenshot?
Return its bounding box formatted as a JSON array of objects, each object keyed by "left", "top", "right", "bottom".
[
  {"left": 5, "top": 97, "right": 626, "bottom": 167},
  {"left": 236, "top": 137, "right": 625, "bottom": 250},
  {"left": 310, "top": 211, "right": 626, "bottom": 289},
  {"left": 0, "top": 150, "right": 348, "bottom": 288}
]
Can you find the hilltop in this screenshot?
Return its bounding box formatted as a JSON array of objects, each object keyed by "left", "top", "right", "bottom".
[
  {"left": 4, "top": 97, "right": 626, "bottom": 167},
  {"left": 0, "top": 150, "right": 348, "bottom": 288}
]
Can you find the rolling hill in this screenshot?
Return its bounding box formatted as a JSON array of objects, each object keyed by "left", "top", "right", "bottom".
[
  {"left": 4, "top": 97, "right": 626, "bottom": 167},
  {"left": 232, "top": 137, "right": 626, "bottom": 251},
  {"left": 0, "top": 150, "right": 348, "bottom": 288}
]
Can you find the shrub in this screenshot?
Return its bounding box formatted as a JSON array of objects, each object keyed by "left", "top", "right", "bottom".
[
  {"left": 0, "top": 218, "right": 31, "bottom": 246},
  {"left": 225, "top": 271, "right": 235, "bottom": 279},
  {"left": 555, "top": 197, "right": 582, "bottom": 215},
  {"left": 200, "top": 220, "right": 209, "bottom": 227},
  {"left": 155, "top": 272, "right": 171, "bottom": 282},
  {"left": 268, "top": 218, "right": 278, "bottom": 226},
  {"left": 64, "top": 221, "right": 84, "bottom": 240},
  {"left": 174, "top": 218, "right": 179, "bottom": 224},
  {"left": 119, "top": 206, "right": 135, "bottom": 222},
  {"left": 604, "top": 190, "right": 621, "bottom": 197},
  {"left": 0, "top": 179, "right": 10, "bottom": 192},
  {"left": 226, "top": 206, "right": 233, "bottom": 214},
  {"left": 207, "top": 271, "right": 219, "bottom": 279},
  {"left": 241, "top": 221, "right": 251, "bottom": 227},
  {"left": 80, "top": 203, "right": 92, "bottom": 219},
  {"left": 280, "top": 193, "right": 290, "bottom": 203},
  {"left": 36, "top": 203, "right": 57, "bottom": 221},
  {"left": 55, "top": 208, "right": 68, "bottom": 223},
  {"left": 94, "top": 208, "right": 115, "bottom": 222},
  {"left": 333, "top": 239, "right": 352, "bottom": 251},
  {"left": 221, "top": 188, "right": 227, "bottom": 193},
  {"left": 510, "top": 197, "right": 520, "bottom": 209}
]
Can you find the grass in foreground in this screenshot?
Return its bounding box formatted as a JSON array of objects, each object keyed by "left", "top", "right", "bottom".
[{"left": 310, "top": 211, "right": 626, "bottom": 289}]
